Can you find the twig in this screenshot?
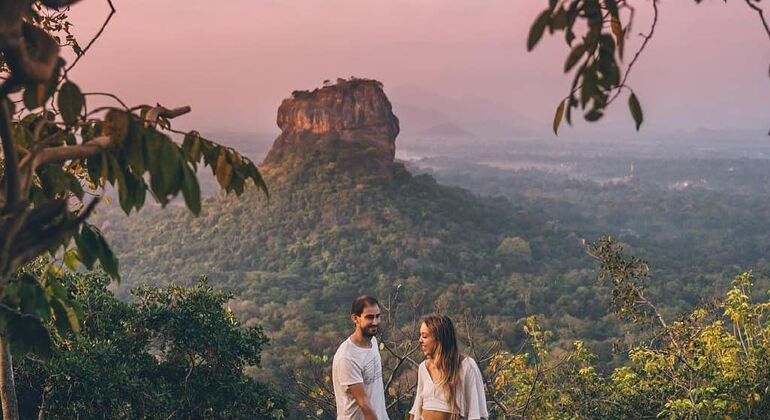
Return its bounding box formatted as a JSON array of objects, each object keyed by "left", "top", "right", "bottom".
[
  {"left": 83, "top": 92, "right": 129, "bottom": 110},
  {"left": 608, "top": 0, "right": 659, "bottom": 106},
  {"left": 744, "top": 0, "right": 770, "bottom": 41},
  {"left": 65, "top": 0, "right": 116, "bottom": 75}
]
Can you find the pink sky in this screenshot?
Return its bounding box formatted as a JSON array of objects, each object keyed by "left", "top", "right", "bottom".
[{"left": 66, "top": 0, "right": 768, "bottom": 140}]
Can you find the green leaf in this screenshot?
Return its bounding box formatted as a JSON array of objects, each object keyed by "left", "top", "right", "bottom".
[
  {"left": 76, "top": 223, "right": 120, "bottom": 280},
  {"left": 85, "top": 153, "right": 103, "bottom": 187},
  {"left": 124, "top": 120, "right": 145, "bottom": 173},
  {"left": 628, "top": 93, "right": 643, "bottom": 130},
  {"left": 114, "top": 156, "right": 133, "bottom": 215},
  {"left": 58, "top": 81, "right": 84, "bottom": 125},
  {"left": 75, "top": 224, "right": 99, "bottom": 269},
  {"left": 7, "top": 315, "right": 52, "bottom": 359},
  {"left": 51, "top": 298, "right": 80, "bottom": 334},
  {"left": 23, "top": 83, "right": 47, "bottom": 110},
  {"left": 564, "top": 44, "right": 586, "bottom": 73},
  {"left": 181, "top": 164, "right": 201, "bottom": 216},
  {"left": 17, "top": 274, "right": 50, "bottom": 320},
  {"left": 553, "top": 100, "right": 566, "bottom": 135},
  {"left": 183, "top": 132, "right": 202, "bottom": 163},
  {"left": 93, "top": 227, "right": 120, "bottom": 280},
  {"left": 527, "top": 10, "right": 551, "bottom": 51},
  {"left": 584, "top": 109, "right": 604, "bottom": 122},
  {"left": 63, "top": 248, "right": 79, "bottom": 271}
]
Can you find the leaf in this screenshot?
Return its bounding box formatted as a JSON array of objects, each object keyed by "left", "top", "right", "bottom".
[
  {"left": 85, "top": 153, "right": 103, "bottom": 187},
  {"left": 17, "top": 274, "right": 50, "bottom": 320},
  {"left": 183, "top": 132, "right": 202, "bottom": 163},
  {"left": 553, "top": 100, "right": 566, "bottom": 135},
  {"left": 181, "top": 164, "right": 202, "bottom": 216},
  {"left": 93, "top": 228, "right": 120, "bottom": 280},
  {"left": 114, "top": 156, "right": 133, "bottom": 215},
  {"left": 7, "top": 315, "right": 52, "bottom": 359},
  {"left": 58, "top": 81, "right": 84, "bottom": 125},
  {"left": 628, "top": 93, "right": 643, "bottom": 130},
  {"left": 103, "top": 109, "right": 131, "bottom": 144},
  {"left": 124, "top": 120, "right": 145, "bottom": 173},
  {"left": 74, "top": 224, "right": 99, "bottom": 268},
  {"left": 63, "top": 248, "right": 79, "bottom": 271},
  {"left": 564, "top": 44, "right": 586, "bottom": 73},
  {"left": 527, "top": 10, "right": 551, "bottom": 51},
  {"left": 611, "top": 16, "right": 623, "bottom": 45},
  {"left": 23, "top": 83, "right": 47, "bottom": 110},
  {"left": 585, "top": 109, "right": 604, "bottom": 122},
  {"left": 51, "top": 298, "right": 80, "bottom": 334},
  {"left": 215, "top": 150, "right": 233, "bottom": 189},
  {"left": 76, "top": 223, "right": 120, "bottom": 280}
]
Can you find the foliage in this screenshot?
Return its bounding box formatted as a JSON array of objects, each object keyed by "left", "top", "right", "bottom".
[
  {"left": 1, "top": 259, "right": 80, "bottom": 359},
  {"left": 488, "top": 241, "right": 770, "bottom": 419},
  {"left": 528, "top": 0, "right": 770, "bottom": 133},
  {"left": 0, "top": 0, "right": 265, "bottom": 368},
  {"left": 13, "top": 270, "right": 286, "bottom": 419}
]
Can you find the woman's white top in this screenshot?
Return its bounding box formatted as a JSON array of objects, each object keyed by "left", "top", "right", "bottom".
[{"left": 409, "top": 357, "right": 489, "bottom": 419}]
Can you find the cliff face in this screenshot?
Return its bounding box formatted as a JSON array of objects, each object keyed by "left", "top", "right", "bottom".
[{"left": 262, "top": 78, "right": 400, "bottom": 178}]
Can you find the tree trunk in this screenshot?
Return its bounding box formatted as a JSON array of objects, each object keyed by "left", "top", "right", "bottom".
[{"left": 0, "top": 336, "right": 19, "bottom": 420}]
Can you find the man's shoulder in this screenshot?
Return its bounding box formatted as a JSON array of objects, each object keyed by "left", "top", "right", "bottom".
[{"left": 333, "top": 337, "right": 351, "bottom": 361}]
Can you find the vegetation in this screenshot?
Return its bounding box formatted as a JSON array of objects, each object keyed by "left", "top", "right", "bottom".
[
  {"left": 94, "top": 153, "right": 770, "bottom": 418},
  {"left": 527, "top": 0, "right": 770, "bottom": 133},
  {"left": 13, "top": 265, "right": 285, "bottom": 419},
  {"left": 0, "top": 1, "right": 264, "bottom": 417}
]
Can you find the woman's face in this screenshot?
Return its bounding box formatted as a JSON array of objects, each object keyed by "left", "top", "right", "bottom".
[{"left": 419, "top": 322, "right": 438, "bottom": 359}]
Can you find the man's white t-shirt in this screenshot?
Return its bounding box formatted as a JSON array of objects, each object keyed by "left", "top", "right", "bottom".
[{"left": 332, "top": 336, "right": 390, "bottom": 420}]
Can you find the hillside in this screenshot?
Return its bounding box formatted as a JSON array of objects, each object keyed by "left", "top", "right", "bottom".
[{"left": 98, "top": 79, "right": 597, "bottom": 379}]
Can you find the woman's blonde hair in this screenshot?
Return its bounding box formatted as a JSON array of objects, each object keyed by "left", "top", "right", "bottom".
[{"left": 422, "top": 314, "right": 463, "bottom": 418}]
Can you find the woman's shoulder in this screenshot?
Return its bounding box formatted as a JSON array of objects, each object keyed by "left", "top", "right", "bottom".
[{"left": 461, "top": 356, "right": 481, "bottom": 373}]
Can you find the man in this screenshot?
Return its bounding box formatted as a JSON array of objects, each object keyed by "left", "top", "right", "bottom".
[{"left": 332, "top": 295, "right": 390, "bottom": 420}]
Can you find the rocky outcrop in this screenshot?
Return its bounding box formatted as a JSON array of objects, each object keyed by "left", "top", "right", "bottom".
[{"left": 262, "top": 78, "right": 400, "bottom": 179}]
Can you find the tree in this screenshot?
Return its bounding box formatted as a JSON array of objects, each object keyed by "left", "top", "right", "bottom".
[
  {"left": 0, "top": 1, "right": 267, "bottom": 418},
  {"left": 527, "top": 0, "right": 770, "bottom": 134},
  {"left": 496, "top": 236, "right": 533, "bottom": 271},
  {"left": 14, "top": 269, "right": 286, "bottom": 419}
]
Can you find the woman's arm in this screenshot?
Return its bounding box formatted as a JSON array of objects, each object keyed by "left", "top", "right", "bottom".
[
  {"left": 409, "top": 364, "right": 425, "bottom": 420},
  {"left": 463, "top": 358, "right": 490, "bottom": 420}
]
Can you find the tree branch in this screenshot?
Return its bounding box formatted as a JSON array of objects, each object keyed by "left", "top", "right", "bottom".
[
  {"left": 65, "top": 0, "right": 115, "bottom": 74},
  {"left": 26, "top": 105, "right": 191, "bottom": 170},
  {"left": 744, "top": 0, "right": 770, "bottom": 41},
  {"left": 0, "top": 95, "right": 20, "bottom": 209},
  {"left": 608, "top": 0, "right": 659, "bottom": 106}
]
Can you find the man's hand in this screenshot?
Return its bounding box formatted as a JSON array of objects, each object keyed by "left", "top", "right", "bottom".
[{"left": 348, "top": 383, "right": 377, "bottom": 420}]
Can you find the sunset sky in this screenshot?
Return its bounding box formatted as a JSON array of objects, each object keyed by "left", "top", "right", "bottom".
[{"left": 67, "top": 0, "right": 768, "bottom": 141}]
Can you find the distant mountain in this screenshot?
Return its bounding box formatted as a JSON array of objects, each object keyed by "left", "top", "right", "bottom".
[
  {"left": 388, "top": 84, "right": 536, "bottom": 138},
  {"left": 417, "top": 122, "right": 473, "bottom": 139}
]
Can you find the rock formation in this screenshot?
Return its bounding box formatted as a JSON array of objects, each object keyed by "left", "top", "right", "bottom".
[{"left": 262, "top": 78, "right": 400, "bottom": 179}]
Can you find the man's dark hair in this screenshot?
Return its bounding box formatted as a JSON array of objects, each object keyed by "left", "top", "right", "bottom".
[{"left": 351, "top": 295, "right": 379, "bottom": 316}]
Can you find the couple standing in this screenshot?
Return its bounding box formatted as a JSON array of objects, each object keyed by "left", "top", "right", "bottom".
[{"left": 332, "top": 295, "right": 489, "bottom": 420}]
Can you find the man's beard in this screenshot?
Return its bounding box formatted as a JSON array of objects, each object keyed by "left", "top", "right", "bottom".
[{"left": 362, "top": 326, "right": 379, "bottom": 338}]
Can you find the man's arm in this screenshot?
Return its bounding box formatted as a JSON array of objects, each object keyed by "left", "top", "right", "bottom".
[{"left": 348, "top": 383, "right": 377, "bottom": 420}]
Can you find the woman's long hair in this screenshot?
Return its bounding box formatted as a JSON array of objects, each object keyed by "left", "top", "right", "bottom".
[{"left": 422, "top": 314, "right": 463, "bottom": 417}]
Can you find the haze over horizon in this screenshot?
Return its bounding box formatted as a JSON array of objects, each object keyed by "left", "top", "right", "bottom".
[{"left": 68, "top": 0, "right": 768, "bottom": 144}]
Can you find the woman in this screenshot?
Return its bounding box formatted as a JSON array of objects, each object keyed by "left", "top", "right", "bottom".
[{"left": 409, "top": 314, "right": 489, "bottom": 420}]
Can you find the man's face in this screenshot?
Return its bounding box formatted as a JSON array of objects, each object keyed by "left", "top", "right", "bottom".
[{"left": 353, "top": 304, "right": 381, "bottom": 338}]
